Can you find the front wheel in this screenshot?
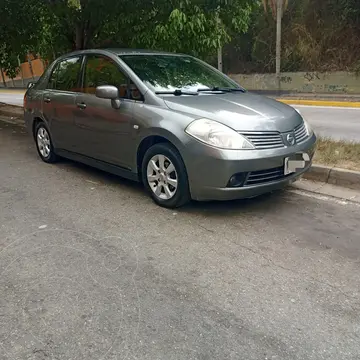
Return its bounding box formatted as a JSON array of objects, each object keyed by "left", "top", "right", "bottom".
[{"left": 141, "top": 143, "right": 191, "bottom": 208}]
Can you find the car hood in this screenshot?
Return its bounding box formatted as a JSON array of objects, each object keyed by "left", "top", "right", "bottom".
[{"left": 163, "top": 92, "right": 302, "bottom": 132}]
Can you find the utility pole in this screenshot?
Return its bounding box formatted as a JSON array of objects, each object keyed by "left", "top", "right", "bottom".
[
  {"left": 276, "top": 0, "right": 282, "bottom": 92},
  {"left": 216, "top": 5, "right": 223, "bottom": 72},
  {"left": 217, "top": 47, "right": 223, "bottom": 72}
]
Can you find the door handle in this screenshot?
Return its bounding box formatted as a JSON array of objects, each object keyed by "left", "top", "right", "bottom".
[
  {"left": 44, "top": 97, "right": 51, "bottom": 103},
  {"left": 76, "top": 102, "right": 87, "bottom": 110}
]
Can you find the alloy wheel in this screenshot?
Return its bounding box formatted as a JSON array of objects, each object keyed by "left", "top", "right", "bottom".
[
  {"left": 37, "top": 127, "right": 51, "bottom": 158},
  {"left": 146, "top": 154, "right": 178, "bottom": 200}
]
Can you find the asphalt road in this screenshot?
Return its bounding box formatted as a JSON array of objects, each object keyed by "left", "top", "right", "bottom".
[
  {"left": 295, "top": 104, "right": 360, "bottom": 142},
  {"left": 1, "top": 88, "right": 360, "bottom": 142},
  {"left": 1, "top": 120, "right": 360, "bottom": 360}
]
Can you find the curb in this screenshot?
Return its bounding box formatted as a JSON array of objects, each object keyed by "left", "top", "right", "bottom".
[
  {"left": 277, "top": 99, "right": 360, "bottom": 108},
  {"left": 0, "top": 89, "right": 26, "bottom": 94},
  {"left": 302, "top": 165, "right": 360, "bottom": 191}
]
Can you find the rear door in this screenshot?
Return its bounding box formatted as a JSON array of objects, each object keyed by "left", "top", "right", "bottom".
[
  {"left": 73, "top": 54, "right": 135, "bottom": 168},
  {"left": 42, "top": 56, "right": 82, "bottom": 151}
]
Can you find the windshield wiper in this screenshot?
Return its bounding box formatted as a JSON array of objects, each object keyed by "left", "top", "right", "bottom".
[
  {"left": 197, "top": 87, "right": 246, "bottom": 93},
  {"left": 155, "top": 89, "right": 198, "bottom": 96}
]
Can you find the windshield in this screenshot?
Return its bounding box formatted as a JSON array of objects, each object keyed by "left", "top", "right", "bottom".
[{"left": 119, "top": 54, "right": 241, "bottom": 93}]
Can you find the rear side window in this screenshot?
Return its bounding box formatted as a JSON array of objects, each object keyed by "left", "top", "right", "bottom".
[{"left": 47, "top": 56, "right": 82, "bottom": 92}]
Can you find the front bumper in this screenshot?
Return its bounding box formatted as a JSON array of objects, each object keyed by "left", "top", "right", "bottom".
[{"left": 184, "top": 133, "right": 317, "bottom": 201}]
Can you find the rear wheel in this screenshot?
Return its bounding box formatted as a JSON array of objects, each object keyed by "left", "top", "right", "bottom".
[
  {"left": 142, "top": 143, "right": 190, "bottom": 208},
  {"left": 35, "top": 122, "right": 58, "bottom": 163}
]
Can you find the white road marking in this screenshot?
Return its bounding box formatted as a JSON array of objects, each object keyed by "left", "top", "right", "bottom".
[
  {"left": 85, "top": 179, "right": 100, "bottom": 185},
  {"left": 287, "top": 188, "right": 360, "bottom": 207}
]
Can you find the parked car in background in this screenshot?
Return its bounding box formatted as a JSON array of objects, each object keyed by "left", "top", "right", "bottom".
[{"left": 24, "top": 49, "right": 316, "bottom": 208}]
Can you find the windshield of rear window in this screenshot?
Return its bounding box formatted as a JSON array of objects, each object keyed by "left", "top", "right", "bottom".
[{"left": 119, "top": 54, "right": 240, "bottom": 92}]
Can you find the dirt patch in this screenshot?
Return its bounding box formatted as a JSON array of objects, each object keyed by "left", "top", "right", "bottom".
[
  {"left": 0, "top": 103, "right": 23, "bottom": 119},
  {"left": 314, "top": 137, "right": 360, "bottom": 171}
]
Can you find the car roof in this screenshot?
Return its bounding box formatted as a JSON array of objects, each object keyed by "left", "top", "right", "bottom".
[
  {"left": 61, "top": 48, "right": 186, "bottom": 58},
  {"left": 108, "top": 48, "right": 184, "bottom": 56}
]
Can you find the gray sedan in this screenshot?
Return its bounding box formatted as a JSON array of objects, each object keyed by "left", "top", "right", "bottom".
[{"left": 24, "top": 49, "right": 316, "bottom": 208}]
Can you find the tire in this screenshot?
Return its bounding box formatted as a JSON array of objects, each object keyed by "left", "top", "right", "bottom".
[
  {"left": 141, "top": 143, "right": 191, "bottom": 208},
  {"left": 34, "top": 122, "right": 59, "bottom": 163}
]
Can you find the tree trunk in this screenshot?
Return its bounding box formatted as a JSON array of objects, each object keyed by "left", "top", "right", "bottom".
[
  {"left": 27, "top": 54, "right": 35, "bottom": 81},
  {"left": 75, "top": 23, "right": 84, "bottom": 50},
  {"left": 75, "top": 0, "right": 91, "bottom": 50},
  {"left": 276, "top": 0, "right": 282, "bottom": 92},
  {"left": 0, "top": 68, "right": 6, "bottom": 88},
  {"left": 40, "top": 57, "right": 46, "bottom": 71},
  {"left": 75, "top": 22, "right": 92, "bottom": 49},
  {"left": 18, "top": 56, "right": 25, "bottom": 87}
]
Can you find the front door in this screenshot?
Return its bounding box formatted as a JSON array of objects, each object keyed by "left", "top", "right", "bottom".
[
  {"left": 42, "top": 56, "right": 82, "bottom": 151},
  {"left": 73, "top": 54, "right": 135, "bottom": 169}
]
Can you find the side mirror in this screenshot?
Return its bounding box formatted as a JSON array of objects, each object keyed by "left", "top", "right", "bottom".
[
  {"left": 95, "top": 85, "right": 119, "bottom": 100},
  {"left": 27, "top": 81, "right": 35, "bottom": 89}
]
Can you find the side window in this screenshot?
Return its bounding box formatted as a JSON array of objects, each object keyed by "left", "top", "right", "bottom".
[
  {"left": 129, "top": 80, "right": 143, "bottom": 101},
  {"left": 47, "top": 63, "right": 59, "bottom": 90},
  {"left": 47, "top": 57, "right": 82, "bottom": 91},
  {"left": 83, "top": 55, "right": 142, "bottom": 100}
]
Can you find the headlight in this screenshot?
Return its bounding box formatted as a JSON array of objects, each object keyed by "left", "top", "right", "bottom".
[
  {"left": 303, "top": 118, "right": 313, "bottom": 136},
  {"left": 295, "top": 108, "right": 314, "bottom": 136},
  {"left": 185, "top": 118, "right": 254, "bottom": 149}
]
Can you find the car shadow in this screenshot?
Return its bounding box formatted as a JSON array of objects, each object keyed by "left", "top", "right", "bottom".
[{"left": 180, "top": 190, "right": 289, "bottom": 216}]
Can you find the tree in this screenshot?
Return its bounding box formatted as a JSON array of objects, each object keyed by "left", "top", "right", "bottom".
[
  {"left": 3, "top": 56, "right": 20, "bottom": 87},
  {"left": 139, "top": 0, "right": 254, "bottom": 59},
  {"left": 0, "top": 50, "right": 20, "bottom": 87},
  {"left": 0, "top": 0, "right": 44, "bottom": 85},
  {"left": 45, "top": 0, "right": 145, "bottom": 51},
  {"left": 1, "top": 0, "right": 256, "bottom": 77},
  {"left": 42, "top": 0, "right": 255, "bottom": 59}
]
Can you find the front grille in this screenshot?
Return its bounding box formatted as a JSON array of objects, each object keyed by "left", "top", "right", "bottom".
[
  {"left": 240, "top": 131, "right": 284, "bottom": 149},
  {"left": 244, "top": 166, "right": 289, "bottom": 186},
  {"left": 294, "top": 122, "right": 308, "bottom": 143}
]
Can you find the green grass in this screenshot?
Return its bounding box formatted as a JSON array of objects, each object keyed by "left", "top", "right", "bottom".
[{"left": 314, "top": 137, "right": 360, "bottom": 171}]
